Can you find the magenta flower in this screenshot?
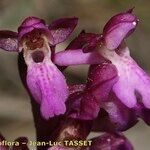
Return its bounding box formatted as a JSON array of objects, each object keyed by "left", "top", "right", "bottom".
[
  {"left": 53, "top": 9, "right": 150, "bottom": 133},
  {"left": 55, "top": 9, "right": 150, "bottom": 110},
  {"left": 98, "top": 10, "right": 150, "bottom": 109},
  {"left": 0, "top": 16, "right": 79, "bottom": 119}
]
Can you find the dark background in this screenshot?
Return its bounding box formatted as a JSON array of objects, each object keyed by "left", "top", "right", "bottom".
[{"left": 0, "top": 0, "right": 150, "bottom": 149}]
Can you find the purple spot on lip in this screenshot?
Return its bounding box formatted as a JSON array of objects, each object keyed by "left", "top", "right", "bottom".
[{"left": 32, "top": 51, "right": 44, "bottom": 63}]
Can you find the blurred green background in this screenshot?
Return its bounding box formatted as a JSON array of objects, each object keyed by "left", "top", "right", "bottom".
[{"left": 0, "top": 0, "right": 150, "bottom": 149}]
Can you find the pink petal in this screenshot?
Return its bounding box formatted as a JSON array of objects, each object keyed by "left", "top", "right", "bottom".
[
  {"left": 0, "top": 30, "right": 18, "bottom": 52},
  {"left": 103, "top": 10, "right": 138, "bottom": 50},
  {"left": 49, "top": 17, "right": 78, "bottom": 45},
  {"left": 100, "top": 44, "right": 150, "bottom": 108},
  {"left": 18, "top": 17, "right": 49, "bottom": 40},
  {"left": 26, "top": 61, "right": 69, "bottom": 119},
  {"left": 54, "top": 49, "right": 104, "bottom": 66}
]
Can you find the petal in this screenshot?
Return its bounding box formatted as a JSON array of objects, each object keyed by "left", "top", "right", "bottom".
[
  {"left": 103, "top": 95, "right": 138, "bottom": 131},
  {"left": 55, "top": 31, "right": 103, "bottom": 70},
  {"left": 0, "top": 30, "right": 18, "bottom": 52},
  {"left": 49, "top": 17, "right": 78, "bottom": 45},
  {"left": 69, "top": 62, "right": 118, "bottom": 120},
  {"left": 18, "top": 17, "right": 51, "bottom": 41},
  {"left": 26, "top": 61, "right": 69, "bottom": 119},
  {"left": 103, "top": 10, "right": 138, "bottom": 50},
  {"left": 68, "top": 89, "right": 100, "bottom": 120},
  {"left": 79, "top": 63, "right": 118, "bottom": 120},
  {"left": 66, "top": 84, "right": 99, "bottom": 120},
  {"left": 93, "top": 92, "right": 138, "bottom": 132},
  {"left": 87, "top": 133, "right": 134, "bottom": 150},
  {"left": 54, "top": 49, "right": 103, "bottom": 66},
  {"left": 86, "top": 62, "right": 118, "bottom": 88},
  {"left": 66, "top": 30, "right": 103, "bottom": 52},
  {"left": 100, "top": 44, "right": 150, "bottom": 108},
  {"left": 113, "top": 51, "right": 150, "bottom": 108},
  {"left": 86, "top": 62, "right": 118, "bottom": 102}
]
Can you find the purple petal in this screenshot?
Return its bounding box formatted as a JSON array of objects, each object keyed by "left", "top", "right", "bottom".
[
  {"left": 18, "top": 17, "right": 51, "bottom": 41},
  {"left": 66, "top": 84, "right": 98, "bottom": 120},
  {"left": 26, "top": 61, "right": 69, "bottom": 119},
  {"left": 54, "top": 49, "right": 104, "bottom": 66},
  {"left": 103, "top": 94, "right": 138, "bottom": 131},
  {"left": 68, "top": 89, "right": 100, "bottom": 120},
  {"left": 87, "top": 133, "right": 134, "bottom": 150},
  {"left": 55, "top": 31, "right": 103, "bottom": 70},
  {"left": 92, "top": 92, "right": 138, "bottom": 132},
  {"left": 49, "top": 17, "right": 78, "bottom": 45},
  {"left": 103, "top": 10, "right": 138, "bottom": 50},
  {"left": 87, "top": 61, "right": 118, "bottom": 88},
  {"left": 99, "top": 43, "right": 150, "bottom": 108},
  {"left": 0, "top": 30, "right": 18, "bottom": 52},
  {"left": 86, "top": 62, "right": 118, "bottom": 101},
  {"left": 66, "top": 30, "right": 103, "bottom": 52},
  {"left": 69, "top": 62, "right": 118, "bottom": 120},
  {"left": 79, "top": 63, "right": 118, "bottom": 120}
]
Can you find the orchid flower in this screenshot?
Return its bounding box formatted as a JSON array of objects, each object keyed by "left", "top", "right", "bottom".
[
  {"left": 0, "top": 16, "right": 80, "bottom": 119},
  {"left": 89, "top": 9, "right": 150, "bottom": 130},
  {"left": 53, "top": 9, "right": 150, "bottom": 132},
  {"left": 55, "top": 9, "right": 150, "bottom": 110},
  {"left": 97, "top": 10, "right": 150, "bottom": 109}
]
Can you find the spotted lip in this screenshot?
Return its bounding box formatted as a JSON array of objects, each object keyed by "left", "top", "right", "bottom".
[{"left": 23, "top": 35, "right": 51, "bottom": 66}]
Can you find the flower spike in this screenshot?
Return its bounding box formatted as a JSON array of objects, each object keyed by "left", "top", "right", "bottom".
[{"left": 0, "top": 16, "right": 80, "bottom": 119}]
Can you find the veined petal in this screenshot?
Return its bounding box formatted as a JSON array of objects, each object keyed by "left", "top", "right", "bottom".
[
  {"left": 26, "top": 61, "right": 69, "bottom": 119},
  {"left": 54, "top": 49, "right": 103, "bottom": 66},
  {"left": 49, "top": 17, "right": 78, "bottom": 45},
  {"left": 0, "top": 30, "right": 18, "bottom": 52},
  {"left": 103, "top": 10, "right": 138, "bottom": 50},
  {"left": 100, "top": 44, "right": 150, "bottom": 108}
]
